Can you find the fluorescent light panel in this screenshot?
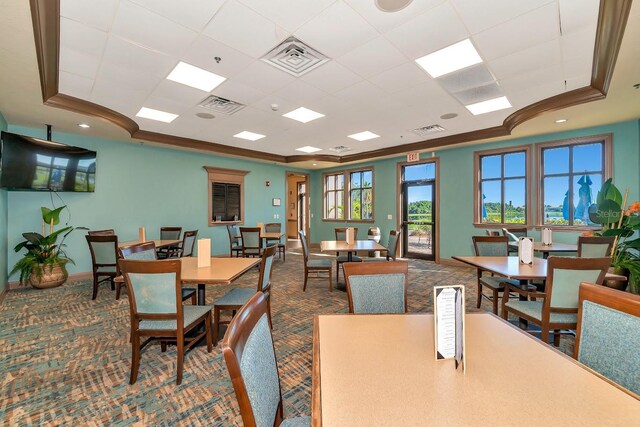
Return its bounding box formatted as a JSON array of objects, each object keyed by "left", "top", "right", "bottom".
[
  {"left": 296, "top": 146, "right": 322, "bottom": 153},
  {"left": 136, "top": 107, "right": 179, "bottom": 123},
  {"left": 348, "top": 131, "right": 380, "bottom": 141},
  {"left": 234, "top": 131, "right": 265, "bottom": 141},
  {"left": 415, "top": 39, "right": 482, "bottom": 78},
  {"left": 465, "top": 96, "right": 512, "bottom": 115},
  {"left": 283, "top": 107, "right": 325, "bottom": 123},
  {"left": 166, "top": 61, "right": 226, "bottom": 92}
]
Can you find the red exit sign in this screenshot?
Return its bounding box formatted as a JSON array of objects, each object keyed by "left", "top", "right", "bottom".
[{"left": 407, "top": 152, "right": 420, "bottom": 162}]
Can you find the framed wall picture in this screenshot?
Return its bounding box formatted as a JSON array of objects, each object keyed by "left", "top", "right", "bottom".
[{"left": 272, "top": 198, "right": 281, "bottom": 206}]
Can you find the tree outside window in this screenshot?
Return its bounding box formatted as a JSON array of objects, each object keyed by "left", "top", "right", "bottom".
[
  {"left": 479, "top": 151, "right": 527, "bottom": 224},
  {"left": 350, "top": 170, "right": 372, "bottom": 220}
]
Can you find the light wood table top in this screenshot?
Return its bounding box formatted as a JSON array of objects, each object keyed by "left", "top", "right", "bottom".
[
  {"left": 234, "top": 231, "right": 284, "bottom": 240},
  {"left": 508, "top": 241, "right": 578, "bottom": 254},
  {"left": 180, "top": 257, "right": 259, "bottom": 285},
  {"left": 320, "top": 240, "right": 387, "bottom": 253},
  {"left": 118, "top": 239, "right": 180, "bottom": 249},
  {"left": 312, "top": 313, "right": 640, "bottom": 426}
]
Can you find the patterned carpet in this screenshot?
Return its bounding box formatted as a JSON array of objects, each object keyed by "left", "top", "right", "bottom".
[{"left": 0, "top": 254, "right": 575, "bottom": 425}]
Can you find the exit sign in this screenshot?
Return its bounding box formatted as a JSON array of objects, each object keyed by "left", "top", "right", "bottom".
[{"left": 407, "top": 152, "right": 420, "bottom": 162}]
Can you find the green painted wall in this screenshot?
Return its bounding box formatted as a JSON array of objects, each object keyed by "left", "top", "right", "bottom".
[
  {"left": 0, "top": 112, "right": 8, "bottom": 290},
  {"left": 309, "top": 119, "right": 640, "bottom": 260},
  {"left": 6, "top": 125, "right": 300, "bottom": 278}
]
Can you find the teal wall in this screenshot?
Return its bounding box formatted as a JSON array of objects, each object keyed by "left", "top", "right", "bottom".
[
  {"left": 0, "top": 112, "right": 8, "bottom": 290},
  {"left": 6, "top": 125, "right": 300, "bottom": 278},
  {"left": 309, "top": 119, "right": 640, "bottom": 260}
]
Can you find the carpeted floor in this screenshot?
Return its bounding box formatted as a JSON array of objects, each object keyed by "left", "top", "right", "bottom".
[{"left": 0, "top": 253, "right": 575, "bottom": 425}]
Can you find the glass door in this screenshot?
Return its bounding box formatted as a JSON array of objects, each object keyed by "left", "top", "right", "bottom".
[
  {"left": 401, "top": 162, "right": 436, "bottom": 260},
  {"left": 297, "top": 182, "right": 307, "bottom": 236}
]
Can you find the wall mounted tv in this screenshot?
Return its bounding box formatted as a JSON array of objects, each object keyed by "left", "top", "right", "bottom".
[{"left": 0, "top": 131, "right": 96, "bottom": 192}]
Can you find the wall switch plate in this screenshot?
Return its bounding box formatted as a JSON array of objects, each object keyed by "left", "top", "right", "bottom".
[
  {"left": 274, "top": 214, "right": 277, "bottom": 219},
  {"left": 387, "top": 214, "right": 393, "bottom": 220}
]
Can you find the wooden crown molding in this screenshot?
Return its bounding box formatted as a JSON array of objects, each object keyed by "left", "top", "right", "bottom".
[{"left": 29, "top": 0, "right": 631, "bottom": 165}]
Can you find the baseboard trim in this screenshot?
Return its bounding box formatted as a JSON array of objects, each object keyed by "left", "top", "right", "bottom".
[
  {"left": 0, "top": 288, "right": 7, "bottom": 305},
  {"left": 7, "top": 271, "right": 93, "bottom": 290}
]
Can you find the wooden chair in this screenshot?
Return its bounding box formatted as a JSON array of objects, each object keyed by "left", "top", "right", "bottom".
[
  {"left": 472, "top": 236, "right": 528, "bottom": 315},
  {"left": 574, "top": 282, "right": 640, "bottom": 396},
  {"left": 118, "top": 242, "right": 197, "bottom": 304},
  {"left": 86, "top": 234, "right": 120, "bottom": 300},
  {"left": 502, "top": 256, "right": 611, "bottom": 345},
  {"left": 335, "top": 227, "right": 362, "bottom": 282},
  {"left": 577, "top": 236, "right": 615, "bottom": 257},
  {"left": 157, "top": 226, "right": 182, "bottom": 259},
  {"left": 227, "top": 224, "right": 242, "bottom": 257},
  {"left": 119, "top": 258, "right": 212, "bottom": 385},
  {"left": 343, "top": 261, "right": 408, "bottom": 314},
  {"left": 485, "top": 230, "right": 501, "bottom": 236},
  {"left": 364, "top": 229, "right": 400, "bottom": 262},
  {"left": 299, "top": 230, "right": 333, "bottom": 292},
  {"left": 163, "top": 229, "right": 198, "bottom": 258},
  {"left": 240, "top": 227, "right": 263, "bottom": 258},
  {"left": 221, "top": 292, "right": 310, "bottom": 427},
  {"left": 264, "top": 222, "right": 286, "bottom": 261},
  {"left": 213, "top": 245, "right": 277, "bottom": 346},
  {"left": 88, "top": 229, "right": 115, "bottom": 236}
]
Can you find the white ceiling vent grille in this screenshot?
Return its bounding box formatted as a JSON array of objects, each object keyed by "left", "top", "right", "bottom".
[
  {"left": 328, "top": 145, "right": 352, "bottom": 153},
  {"left": 261, "top": 37, "right": 330, "bottom": 77},
  {"left": 198, "top": 95, "right": 245, "bottom": 115},
  {"left": 412, "top": 125, "right": 446, "bottom": 137}
]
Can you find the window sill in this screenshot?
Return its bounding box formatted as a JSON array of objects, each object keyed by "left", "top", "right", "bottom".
[
  {"left": 209, "top": 220, "right": 242, "bottom": 227},
  {"left": 533, "top": 225, "right": 600, "bottom": 232},
  {"left": 473, "top": 223, "right": 530, "bottom": 229},
  {"left": 322, "top": 219, "right": 375, "bottom": 223}
]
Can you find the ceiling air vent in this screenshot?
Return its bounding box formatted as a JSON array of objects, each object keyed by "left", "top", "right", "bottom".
[
  {"left": 328, "top": 146, "right": 352, "bottom": 153},
  {"left": 198, "top": 95, "right": 245, "bottom": 115},
  {"left": 412, "top": 125, "right": 446, "bottom": 137},
  {"left": 261, "top": 36, "right": 330, "bottom": 77}
]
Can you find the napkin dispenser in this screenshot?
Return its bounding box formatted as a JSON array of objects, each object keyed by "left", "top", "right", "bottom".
[
  {"left": 518, "top": 237, "right": 534, "bottom": 265},
  {"left": 541, "top": 228, "right": 553, "bottom": 246},
  {"left": 138, "top": 227, "right": 146, "bottom": 242},
  {"left": 197, "top": 238, "right": 211, "bottom": 268}
]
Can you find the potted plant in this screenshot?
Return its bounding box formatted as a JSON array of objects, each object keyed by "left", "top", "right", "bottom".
[
  {"left": 10, "top": 205, "right": 84, "bottom": 288},
  {"left": 588, "top": 179, "right": 640, "bottom": 293}
]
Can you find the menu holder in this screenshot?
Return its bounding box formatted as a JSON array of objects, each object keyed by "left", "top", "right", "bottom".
[
  {"left": 518, "top": 237, "right": 534, "bottom": 265},
  {"left": 541, "top": 228, "right": 553, "bottom": 246},
  {"left": 433, "top": 285, "right": 465, "bottom": 372},
  {"left": 138, "top": 227, "right": 146, "bottom": 242},
  {"left": 345, "top": 227, "right": 355, "bottom": 244},
  {"left": 197, "top": 238, "right": 211, "bottom": 268}
]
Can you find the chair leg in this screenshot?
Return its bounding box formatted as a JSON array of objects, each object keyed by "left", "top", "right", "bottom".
[
  {"left": 205, "top": 313, "right": 213, "bottom": 353},
  {"left": 476, "top": 282, "right": 482, "bottom": 309},
  {"left": 553, "top": 330, "right": 561, "bottom": 347},
  {"left": 130, "top": 332, "right": 140, "bottom": 385},
  {"left": 540, "top": 328, "right": 550, "bottom": 344},
  {"left": 92, "top": 272, "right": 99, "bottom": 300},
  {"left": 336, "top": 262, "right": 340, "bottom": 283},
  {"left": 116, "top": 282, "right": 122, "bottom": 300},
  {"left": 303, "top": 270, "right": 308, "bottom": 291},
  {"left": 492, "top": 289, "right": 499, "bottom": 315},
  {"left": 110, "top": 279, "right": 115, "bottom": 291},
  {"left": 213, "top": 307, "right": 221, "bottom": 346},
  {"left": 328, "top": 269, "right": 333, "bottom": 292},
  {"left": 190, "top": 292, "right": 196, "bottom": 305},
  {"left": 161, "top": 342, "right": 167, "bottom": 352},
  {"left": 176, "top": 334, "right": 184, "bottom": 385},
  {"left": 267, "top": 297, "right": 273, "bottom": 330}
]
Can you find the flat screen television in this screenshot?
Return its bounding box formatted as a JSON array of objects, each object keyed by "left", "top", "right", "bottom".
[{"left": 0, "top": 131, "right": 96, "bottom": 192}]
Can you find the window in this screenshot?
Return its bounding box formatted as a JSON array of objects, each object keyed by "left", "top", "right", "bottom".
[
  {"left": 323, "top": 167, "right": 374, "bottom": 221},
  {"left": 204, "top": 166, "right": 249, "bottom": 226},
  {"left": 474, "top": 146, "right": 531, "bottom": 225},
  {"left": 537, "top": 135, "right": 612, "bottom": 227}
]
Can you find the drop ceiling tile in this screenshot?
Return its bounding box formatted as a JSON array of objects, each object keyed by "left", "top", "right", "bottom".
[
  {"left": 90, "top": 79, "right": 150, "bottom": 116},
  {"left": 337, "top": 36, "right": 407, "bottom": 79},
  {"left": 60, "top": 48, "right": 102, "bottom": 80},
  {"left": 368, "top": 62, "right": 430, "bottom": 93},
  {"left": 345, "top": 0, "right": 446, "bottom": 33},
  {"left": 294, "top": 1, "right": 379, "bottom": 58},
  {"left": 498, "top": 64, "right": 563, "bottom": 93},
  {"left": 451, "top": 0, "right": 553, "bottom": 34},
  {"left": 250, "top": 95, "right": 298, "bottom": 115},
  {"left": 96, "top": 61, "right": 160, "bottom": 94},
  {"left": 182, "top": 35, "right": 254, "bottom": 78},
  {"left": 391, "top": 79, "right": 452, "bottom": 108},
  {"left": 152, "top": 80, "right": 211, "bottom": 108},
  {"left": 436, "top": 64, "right": 496, "bottom": 94},
  {"left": 563, "top": 55, "right": 593, "bottom": 81},
  {"left": 130, "top": 0, "right": 225, "bottom": 32},
  {"left": 212, "top": 81, "right": 267, "bottom": 105},
  {"left": 228, "top": 105, "right": 274, "bottom": 124},
  {"left": 508, "top": 80, "right": 565, "bottom": 108},
  {"left": 451, "top": 82, "right": 504, "bottom": 105},
  {"left": 559, "top": 0, "right": 599, "bottom": 35},
  {"left": 560, "top": 27, "right": 596, "bottom": 62},
  {"left": 334, "top": 80, "right": 386, "bottom": 106},
  {"left": 60, "top": 0, "right": 118, "bottom": 31},
  {"left": 140, "top": 94, "right": 190, "bottom": 118},
  {"left": 488, "top": 39, "right": 562, "bottom": 80},
  {"left": 60, "top": 17, "right": 108, "bottom": 55},
  {"left": 273, "top": 80, "right": 328, "bottom": 104},
  {"left": 564, "top": 74, "right": 591, "bottom": 91},
  {"left": 58, "top": 71, "right": 94, "bottom": 99},
  {"left": 233, "top": 60, "right": 296, "bottom": 94},
  {"left": 300, "top": 61, "right": 362, "bottom": 94},
  {"left": 101, "top": 35, "right": 176, "bottom": 79},
  {"left": 111, "top": 1, "right": 198, "bottom": 57},
  {"left": 384, "top": 2, "right": 468, "bottom": 60},
  {"left": 473, "top": 3, "right": 560, "bottom": 61},
  {"left": 237, "top": 0, "right": 336, "bottom": 33},
  {"left": 202, "top": 0, "right": 288, "bottom": 59}
]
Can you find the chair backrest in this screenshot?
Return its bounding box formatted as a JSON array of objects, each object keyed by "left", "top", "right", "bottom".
[
  {"left": 227, "top": 224, "right": 240, "bottom": 253},
  {"left": 181, "top": 230, "right": 198, "bottom": 257},
  {"left": 502, "top": 227, "right": 526, "bottom": 242},
  {"left": 258, "top": 245, "right": 277, "bottom": 294},
  {"left": 485, "top": 230, "right": 501, "bottom": 236},
  {"left": 86, "top": 235, "right": 119, "bottom": 267},
  {"left": 119, "top": 241, "right": 157, "bottom": 260},
  {"left": 264, "top": 223, "right": 281, "bottom": 233},
  {"left": 240, "top": 227, "right": 262, "bottom": 251},
  {"left": 472, "top": 235, "right": 510, "bottom": 256},
  {"left": 386, "top": 229, "right": 400, "bottom": 260},
  {"left": 298, "top": 230, "right": 310, "bottom": 262},
  {"left": 222, "top": 292, "right": 285, "bottom": 427},
  {"left": 88, "top": 229, "right": 115, "bottom": 236},
  {"left": 335, "top": 227, "right": 359, "bottom": 241},
  {"left": 119, "top": 259, "right": 183, "bottom": 329},
  {"left": 344, "top": 261, "right": 409, "bottom": 314},
  {"left": 160, "top": 226, "right": 182, "bottom": 240},
  {"left": 577, "top": 236, "right": 615, "bottom": 257},
  {"left": 544, "top": 257, "right": 610, "bottom": 312},
  {"left": 574, "top": 282, "right": 640, "bottom": 396}
]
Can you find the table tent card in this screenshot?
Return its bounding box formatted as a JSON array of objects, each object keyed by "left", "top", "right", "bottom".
[
  {"left": 197, "top": 238, "right": 211, "bottom": 268},
  {"left": 345, "top": 227, "right": 355, "bottom": 244},
  {"left": 138, "top": 227, "right": 146, "bottom": 242},
  {"left": 541, "top": 228, "right": 553, "bottom": 245},
  {"left": 433, "top": 285, "right": 466, "bottom": 372},
  {"left": 518, "top": 237, "right": 534, "bottom": 265}
]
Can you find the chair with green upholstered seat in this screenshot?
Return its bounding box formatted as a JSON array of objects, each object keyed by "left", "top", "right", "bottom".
[
  {"left": 156, "top": 226, "right": 182, "bottom": 259},
  {"left": 222, "top": 291, "right": 310, "bottom": 427},
  {"left": 240, "top": 227, "right": 264, "bottom": 258},
  {"left": 119, "top": 258, "right": 212, "bottom": 385},
  {"left": 343, "top": 261, "right": 408, "bottom": 314},
  {"left": 577, "top": 236, "right": 615, "bottom": 257},
  {"left": 364, "top": 229, "right": 400, "bottom": 262},
  {"left": 299, "top": 230, "right": 333, "bottom": 292},
  {"left": 264, "top": 222, "right": 286, "bottom": 261},
  {"left": 574, "top": 282, "right": 640, "bottom": 395},
  {"left": 502, "top": 256, "right": 611, "bottom": 345},
  {"left": 213, "top": 245, "right": 277, "bottom": 346},
  {"left": 227, "top": 224, "right": 242, "bottom": 257},
  {"left": 502, "top": 227, "right": 527, "bottom": 255},
  {"left": 86, "top": 234, "right": 120, "bottom": 300}
]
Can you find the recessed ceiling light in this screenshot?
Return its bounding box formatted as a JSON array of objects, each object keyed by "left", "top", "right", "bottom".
[
  {"left": 348, "top": 131, "right": 380, "bottom": 141},
  {"left": 465, "top": 96, "right": 512, "bottom": 115},
  {"left": 555, "top": 119, "right": 568, "bottom": 123},
  {"left": 440, "top": 113, "right": 458, "bottom": 120},
  {"left": 136, "top": 107, "right": 179, "bottom": 123},
  {"left": 166, "top": 61, "right": 226, "bottom": 92},
  {"left": 313, "top": 163, "right": 317, "bottom": 166},
  {"left": 77, "top": 123, "right": 90, "bottom": 128},
  {"left": 283, "top": 107, "right": 325, "bottom": 123},
  {"left": 376, "top": 0, "right": 413, "bottom": 12},
  {"left": 196, "top": 112, "right": 215, "bottom": 119},
  {"left": 296, "top": 146, "right": 322, "bottom": 153},
  {"left": 234, "top": 131, "right": 266, "bottom": 141},
  {"left": 415, "top": 39, "right": 483, "bottom": 78}
]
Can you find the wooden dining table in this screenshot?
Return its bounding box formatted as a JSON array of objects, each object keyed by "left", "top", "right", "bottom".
[
  {"left": 312, "top": 313, "right": 640, "bottom": 426},
  {"left": 118, "top": 239, "right": 181, "bottom": 249},
  {"left": 508, "top": 241, "right": 578, "bottom": 258},
  {"left": 319, "top": 240, "right": 387, "bottom": 262}
]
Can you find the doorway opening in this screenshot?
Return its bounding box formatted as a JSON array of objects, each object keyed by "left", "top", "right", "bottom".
[{"left": 285, "top": 172, "right": 310, "bottom": 247}]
